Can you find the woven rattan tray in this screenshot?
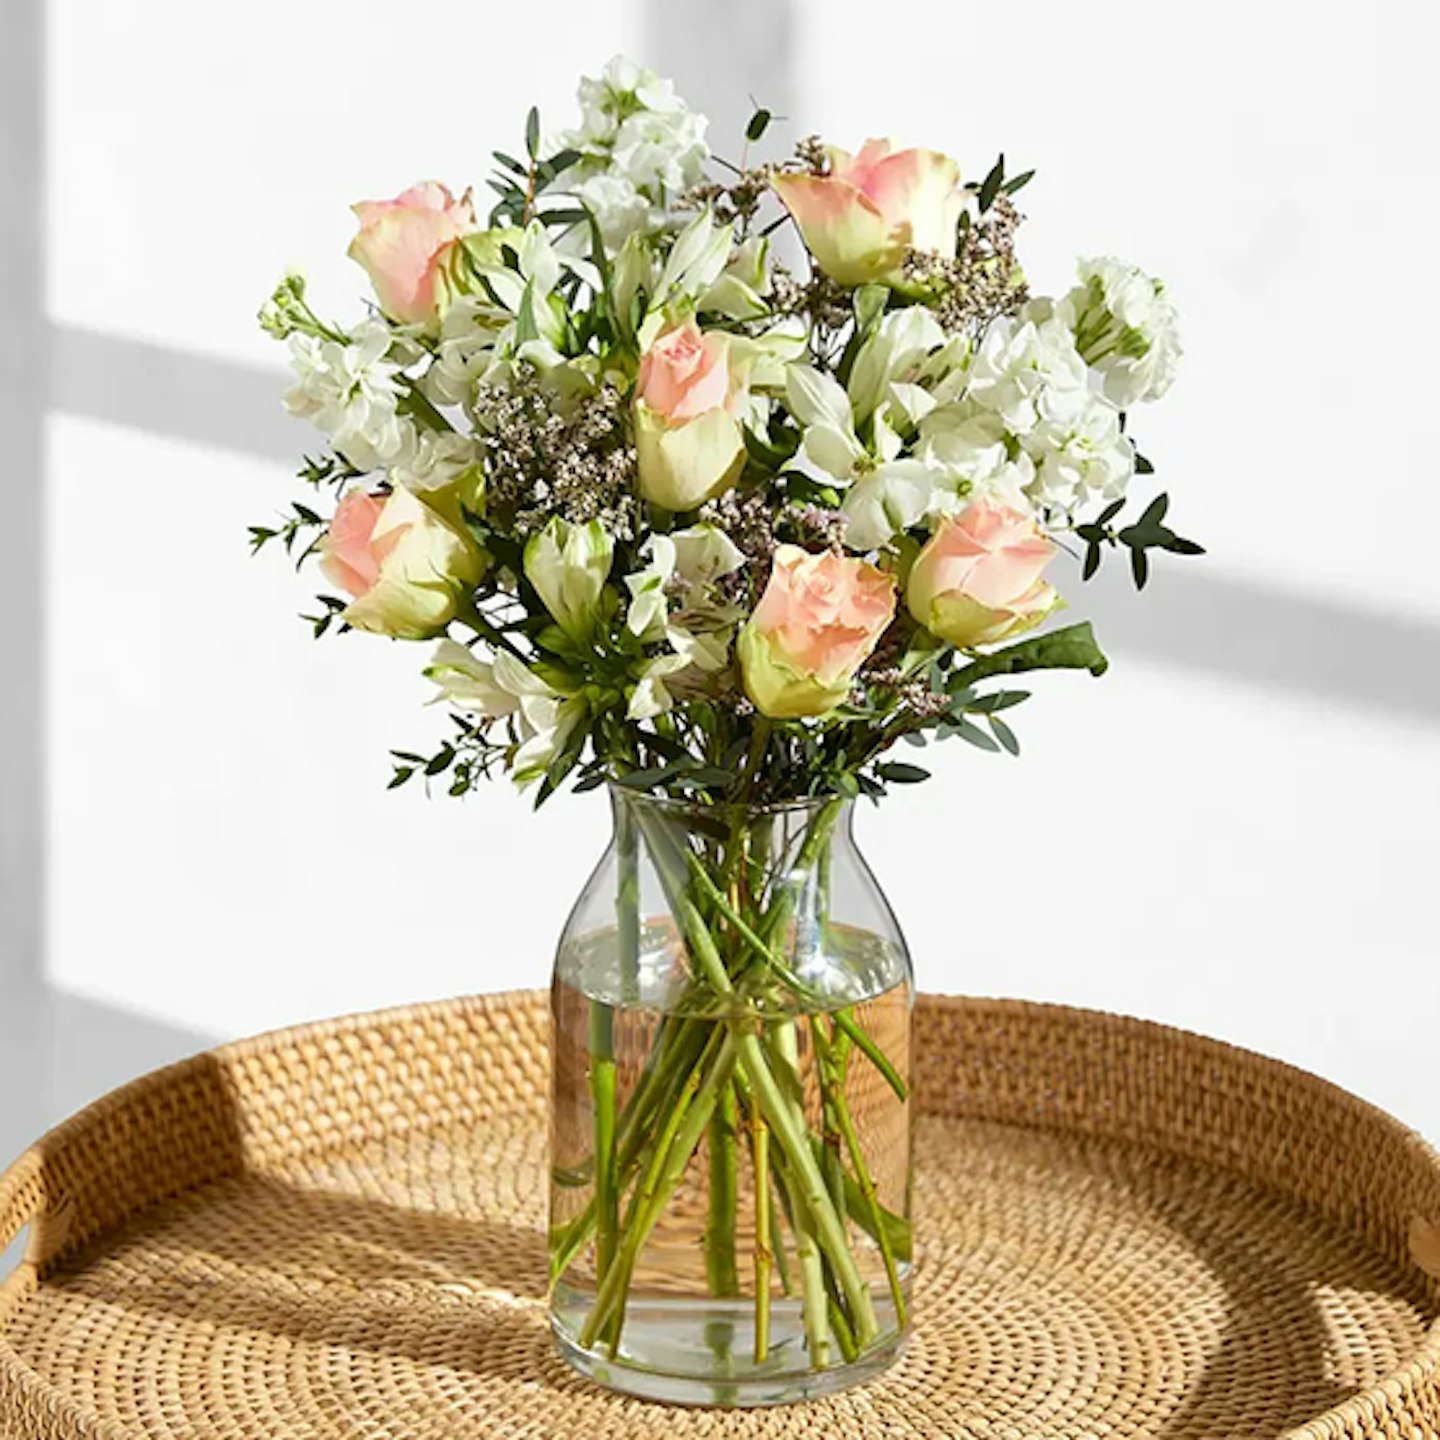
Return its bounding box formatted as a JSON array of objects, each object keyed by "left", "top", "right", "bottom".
[{"left": 3, "top": 992, "right": 1440, "bottom": 1439}]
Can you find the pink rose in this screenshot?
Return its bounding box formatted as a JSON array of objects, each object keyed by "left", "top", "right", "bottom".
[
  {"left": 634, "top": 321, "right": 748, "bottom": 510},
  {"left": 320, "top": 486, "right": 483, "bottom": 640},
  {"left": 737, "top": 545, "right": 896, "bottom": 718},
  {"left": 347, "top": 181, "right": 477, "bottom": 329},
  {"left": 906, "top": 500, "right": 1061, "bottom": 648},
  {"left": 772, "top": 140, "right": 965, "bottom": 289}
]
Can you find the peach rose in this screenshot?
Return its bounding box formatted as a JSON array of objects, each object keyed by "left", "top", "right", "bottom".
[
  {"left": 737, "top": 545, "right": 896, "bottom": 719},
  {"left": 320, "top": 486, "right": 484, "bottom": 640},
  {"left": 906, "top": 500, "right": 1060, "bottom": 648},
  {"left": 633, "top": 321, "right": 748, "bottom": 510},
  {"left": 347, "top": 182, "right": 477, "bottom": 329},
  {"left": 772, "top": 140, "right": 965, "bottom": 289}
]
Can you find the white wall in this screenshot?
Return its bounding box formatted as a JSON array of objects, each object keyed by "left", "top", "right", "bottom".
[{"left": 18, "top": 1, "right": 1440, "bottom": 1137}]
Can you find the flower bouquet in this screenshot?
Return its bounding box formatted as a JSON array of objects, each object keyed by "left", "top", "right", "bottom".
[{"left": 256, "top": 55, "right": 1198, "bottom": 1406}]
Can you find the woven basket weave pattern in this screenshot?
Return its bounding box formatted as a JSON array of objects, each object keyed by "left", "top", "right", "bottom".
[{"left": 2, "top": 992, "right": 1438, "bottom": 1439}]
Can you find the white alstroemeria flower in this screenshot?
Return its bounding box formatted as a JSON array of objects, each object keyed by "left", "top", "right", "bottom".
[
  {"left": 611, "top": 233, "right": 659, "bottom": 328},
  {"left": 965, "top": 314, "right": 1092, "bottom": 436},
  {"left": 389, "top": 430, "right": 480, "bottom": 496},
  {"left": 784, "top": 364, "right": 938, "bottom": 552},
  {"left": 670, "top": 525, "right": 745, "bottom": 585},
  {"left": 423, "top": 640, "right": 519, "bottom": 716},
  {"left": 624, "top": 525, "right": 745, "bottom": 661},
  {"left": 1060, "top": 256, "right": 1182, "bottom": 408},
  {"left": 701, "top": 235, "right": 771, "bottom": 320},
  {"left": 1023, "top": 389, "right": 1135, "bottom": 516},
  {"left": 624, "top": 534, "right": 677, "bottom": 642},
  {"left": 283, "top": 320, "right": 417, "bottom": 472},
  {"left": 524, "top": 517, "right": 614, "bottom": 641},
  {"left": 847, "top": 308, "right": 946, "bottom": 423},
  {"left": 918, "top": 407, "right": 1036, "bottom": 517},
  {"left": 627, "top": 652, "right": 691, "bottom": 721},
  {"left": 654, "top": 210, "right": 734, "bottom": 310},
  {"left": 512, "top": 691, "right": 587, "bottom": 788}
]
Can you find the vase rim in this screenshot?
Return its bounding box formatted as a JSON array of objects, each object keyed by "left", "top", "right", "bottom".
[{"left": 606, "top": 781, "right": 847, "bottom": 820}]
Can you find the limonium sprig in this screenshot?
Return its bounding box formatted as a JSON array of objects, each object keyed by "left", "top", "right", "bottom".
[{"left": 254, "top": 54, "right": 1201, "bottom": 809}]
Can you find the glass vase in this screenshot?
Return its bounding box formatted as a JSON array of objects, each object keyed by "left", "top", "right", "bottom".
[{"left": 548, "top": 786, "right": 914, "bottom": 1406}]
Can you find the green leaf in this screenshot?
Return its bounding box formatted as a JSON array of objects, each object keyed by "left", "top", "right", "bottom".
[
  {"left": 388, "top": 767, "right": 415, "bottom": 790},
  {"left": 1082, "top": 541, "right": 1102, "bottom": 581},
  {"left": 1098, "top": 498, "right": 1126, "bottom": 525},
  {"left": 493, "top": 151, "right": 527, "bottom": 175},
  {"left": 952, "top": 718, "right": 1001, "bottom": 752},
  {"left": 876, "top": 762, "right": 930, "bottom": 784},
  {"left": 524, "top": 106, "right": 540, "bottom": 159},
  {"left": 424, "top": 745, "right": 455, "bottom": 776},
  {"left": 967, "top": 689, "right": 1030, "bottom": 714},
  {"left": 989, "top": 715, "right": 1020, "bottom": 756},
  {"left": 745, "top": 107, "right": 771, "bottom": 142},
  {"left": 1139, "top": 493, "right": 1170, "bottom": 528},
  {"left": 1131, "top": 545, "right": 1149, "bottom": 590},
  {"left": 1001, "top": 168, "right": 1035, "bottom": 196},
  {"left": 1134, "top": 453, "right": 1155, "bottom": 476},
  {"left": 977, "top": 154, "right": 1005, "bottom": 212},
  {"left": 950, "top": 621, "right": 1110, "bottom": 689}
]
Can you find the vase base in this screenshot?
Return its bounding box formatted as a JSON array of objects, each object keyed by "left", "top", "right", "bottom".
[{"left": 551, "top": 1294, "right": 907, "bottom": 1408}]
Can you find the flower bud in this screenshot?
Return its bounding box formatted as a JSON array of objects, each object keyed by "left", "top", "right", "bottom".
[
  {"left": 906, "top": 500, "right": 1060, "bottom": 648},
  {"left": 320, "top": 487, "right": 484, "bottom": 641},
  {"left": 738, "top": 545, "right": 895, "bottom": 719},
  {"left": 523, "top": 517, "right": 615, "bottom": 641}
]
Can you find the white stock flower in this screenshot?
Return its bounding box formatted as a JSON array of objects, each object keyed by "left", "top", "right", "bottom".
[
  {"left": 611, "top": 106, "right": 708, "bottom": 196},
  {"left": 573, "top": 55, "right": 690, "bottom": 146},
  {"left": 1024, "top": 391, "right": 1135, "bottom": 515},
  {"left": 424, "top": 297, "right": 506, "bottom": 407},
  {"left": 918, "top": 406, "right": 1036, "bottom": 517},
  {"left": 964, "top": 314, "right": 1092, "bottom": 435},
  {"left": 389, "top": 430, "right": 480, "bottom": 495},
  {"left": 562, "top": 55, "right": 709, "bottom": 242},
  {"left": 1062, "top": 256, "right": 1181, "bottom": 407},
  {"left": 958, "top": 313, "right": 1135, "bottom": 517},
  {"left": 283, "top": 320, "right": 417, "bottom": 472}
]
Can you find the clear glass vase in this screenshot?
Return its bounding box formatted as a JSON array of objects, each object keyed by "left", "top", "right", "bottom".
[{"left": 549, "top": 786, "right": 914, "bottom": 1407}]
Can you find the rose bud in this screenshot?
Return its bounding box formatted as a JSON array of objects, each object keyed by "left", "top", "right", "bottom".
[
  {"left": 319, "top": 486, "right": 484, "bottom": 640},
  {"left": 906, "top": 499, "right": 1061, "bottom": 648},
  {"left": 738, "top": 545, "right": 896, "bottom": 719},
  {"left": 634, "top": 320, "right": 748, "bottom": 511},
  {"left": 772, "top": 139, "right": 965, "bottom": 289}
]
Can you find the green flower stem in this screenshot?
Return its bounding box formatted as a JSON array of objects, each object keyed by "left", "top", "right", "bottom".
[
  {"left": 580, "top": 1028, "right": 736, "bottom": 1350},
  {"left": 815, "top": 1018, "right": 849, "bottom": 1233},
  {"left": 704, "top": 1083, "right": 740, "bottom": 1297},
  {"left": 683, "top": 855, "right": 908, "bottom": 1103},
  {"left": 771, "top": 1023, "right": 831, "bottom": 1368},
  {"left": 813, "top": 1014, "right": 908, "bottom": 1326},
  {"left": 751, "top": 1100, "right": 773, "bottom": 1363},
  {"left": 588, "top": 1002, "right": 618, "bottom": 1289},
  {"left": 550, "top": 1016, "right": 710, "bottom": 1282},
  {"left": 616, "top": 800, "right": 640, "bottom": 1005},
  {"left": 678, "top": 893, "right": 877, "bottom": 1344}
]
